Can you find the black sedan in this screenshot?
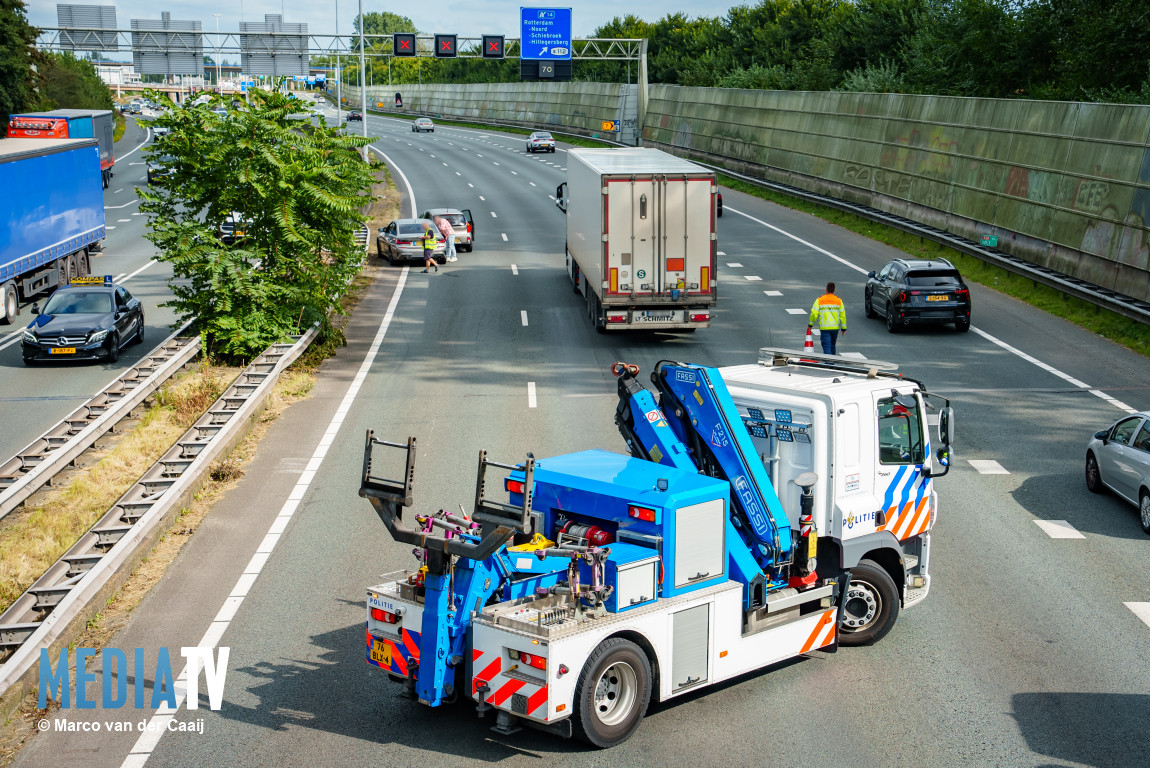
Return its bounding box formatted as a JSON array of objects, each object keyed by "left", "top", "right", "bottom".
[
  {"left": 21, "top": 278, "right": 145, "bottom": 365},
  {"left": 147, "top": 154, "right": 177, "bottom": 184},
  {"left": 864, "top": 257, "right": 971, "bottom": 333},
  {"left": 347, "top": 111, "right": 363, "bottom": 122}
]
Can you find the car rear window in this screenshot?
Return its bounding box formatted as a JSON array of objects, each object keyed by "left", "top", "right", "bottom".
[
  {"left": 536, "top": 133, "right": 553, "bottom": 139},
  {"left": 906, "top": 270, "right": 962, "bottom": 286},
  {"left": 397, "top": 224, "right": 424, "bottom": 235},
  {"left": 44, "top": 291, "right": 113, "bottom": 315},
  {"left": 441, "top": 214, "right": 465, "bottom": 226}
]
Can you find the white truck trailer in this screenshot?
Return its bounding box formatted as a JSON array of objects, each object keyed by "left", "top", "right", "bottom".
[{"left": 556, "top": 148, "right": 718, "bottom": 331}]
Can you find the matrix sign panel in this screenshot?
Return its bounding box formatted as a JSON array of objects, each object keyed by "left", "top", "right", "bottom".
[
  {"left": 482, "top": 35, "right": 505, "bottom": 59},
  {"left": 520, "top": 7, "right": 572, "bottom": 60},
  {"left": 434, "top": 34, "right": 457, "bottom": 58},
  {"left": 393, "top": 33, "right": 416, "bottom": 57}
]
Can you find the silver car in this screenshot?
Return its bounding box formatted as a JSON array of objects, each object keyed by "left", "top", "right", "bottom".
[
  {"left": 418, "top": 208, "right": 475, "bottom": 253},
  {"left": 412, "top": 117, "right": 434, "bottom": 133},
  {"left": 376, "top": 218, "right": 446, "bottom": 265},
  {"left": 526, "top": 131, "right": 556, "bottom": 153},
  {"left": 1086, "top": 411, "right": 1150, "bottom": 533}
]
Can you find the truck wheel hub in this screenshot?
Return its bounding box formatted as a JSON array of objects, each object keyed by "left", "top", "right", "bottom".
[
  {"left": 593, "top": 661, "right": 637, "bottom": 726},
  {"left": 843, "top": 583, "right": 879, "bottom": 629}
]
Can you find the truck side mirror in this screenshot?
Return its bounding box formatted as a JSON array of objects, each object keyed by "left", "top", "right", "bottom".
[{"left": 938, "top": 407, "right": 955, "bottom": 446}]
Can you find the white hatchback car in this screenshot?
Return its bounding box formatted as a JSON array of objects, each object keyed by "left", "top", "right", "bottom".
[
  {"left": 1086, "top": 411, "right": 1150, "bottom": 533},
  {"left": 526, "top": 131, "right": 556, "bottom": 153},
  {"left": 412, "top": 117, "right": 434, "bottom": 133}
]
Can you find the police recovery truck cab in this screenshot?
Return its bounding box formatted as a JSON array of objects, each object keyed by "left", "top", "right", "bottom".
[{"left": 359, "top": 348, "right": 953, "bottom": 747}]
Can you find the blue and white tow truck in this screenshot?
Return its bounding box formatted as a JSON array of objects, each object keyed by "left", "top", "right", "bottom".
[{"left": 359, "top": 348, "right": 955, "bottom": 747}]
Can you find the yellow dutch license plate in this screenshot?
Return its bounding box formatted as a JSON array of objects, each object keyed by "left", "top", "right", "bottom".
[
  {"left": 927, "top": 295, "right": 949, "bottom": 302},
  {"left": 369, "top": 638, "right": 392, "bottom": 667},
  {"left": 49, "top": 347, "right": 76, "bottom": 355}
]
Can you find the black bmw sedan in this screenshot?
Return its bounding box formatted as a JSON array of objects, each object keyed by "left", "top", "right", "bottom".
[{"left": 21, "top": 277, "right": 145, "bottom": 365}]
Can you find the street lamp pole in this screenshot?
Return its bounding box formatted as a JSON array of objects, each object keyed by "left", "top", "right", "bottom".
[
  {"left": 358, "top": 0, "right": 367, "bottom": 141},
  {"left": 335, "top": 0, "right": 342, "bottom": 124},
  {"left": 213, "top": 14, "right": 222, "bottom": 93}
]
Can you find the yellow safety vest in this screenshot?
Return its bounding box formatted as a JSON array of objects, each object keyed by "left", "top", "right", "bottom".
[
  {"left": 809, "top": 293, "right": 847, "bottom": 331},
  {"left": 423, "top": 231, "right": 437, "bottom": 250}
]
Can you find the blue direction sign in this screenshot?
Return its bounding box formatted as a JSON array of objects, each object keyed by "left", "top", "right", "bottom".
[{"left": 520, "top": 7, "right": 572, "bottom": 60}]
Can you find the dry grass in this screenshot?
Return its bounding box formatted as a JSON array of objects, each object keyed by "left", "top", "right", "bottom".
[{"left": 0, "top": 362, "right": 239, "bottom": 615}]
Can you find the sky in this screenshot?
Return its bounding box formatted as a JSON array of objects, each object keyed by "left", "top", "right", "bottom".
[{"left": 26, "top": 0, "right": 736, "bottom": 40}]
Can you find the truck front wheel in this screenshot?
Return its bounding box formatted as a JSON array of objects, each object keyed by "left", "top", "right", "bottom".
[
  {"left": 1, "top": 283, "right": 17, "bottom": 325},
  {"left": 838, "top": 559, "right": 899, "bottom": 646},
  {"left": 573, "top": 638, "right": 651, "bottom": 748}
]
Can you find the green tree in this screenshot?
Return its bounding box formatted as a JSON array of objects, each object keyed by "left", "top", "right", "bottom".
[
  {"left": 0, "top": 0, "right": 44, "bottom": 131},
  {"left": 138, "top": 88, "right": 377, "bottom": 360},
  {"left": 38, "top": 52, "right": 113, "bottom": 111}
]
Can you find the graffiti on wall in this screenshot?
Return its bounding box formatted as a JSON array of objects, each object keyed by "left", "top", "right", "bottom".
[{"left": 879, "top": 126, "right": 960, "bottom": 179}]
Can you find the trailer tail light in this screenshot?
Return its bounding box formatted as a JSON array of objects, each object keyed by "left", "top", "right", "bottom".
[
  {"left": 509, "top": 649, "right": 547, "bottom": 670},
  {"left": 370, "top": 608, "right": 397, "bottom": 624},
  {"left": 607, "top": 313, "right": 627, "bottom": 323},
  {"left": 504, "top": 478, "right": 525, "bottom": 494},
  {"left": 690, "top": 312, "right": 709, "bottom": 322},
  {"left": 628, "top": 505, "right": 657, "bottom": 522}
]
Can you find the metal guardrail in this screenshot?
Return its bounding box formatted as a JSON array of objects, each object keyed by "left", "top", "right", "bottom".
[
  {"left": 686, "top": 159, "right": 1150, "bottom": 326},
  {"left": 0, "top": 324, "right": 319, "bottom": 694},
  {"left": 0, "top": 320, "right": 200, "bottom": 520}
]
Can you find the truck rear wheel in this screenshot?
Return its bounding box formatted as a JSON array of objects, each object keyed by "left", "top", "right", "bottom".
[
  {"left": 1, "top": 283, "right": 17, "bottom": 325},
  {"left": 573, "top": 638, "right": 651, "bottom": 748},
  {"left": 839, "top": 559, "right": 899, "bottom": 646}
]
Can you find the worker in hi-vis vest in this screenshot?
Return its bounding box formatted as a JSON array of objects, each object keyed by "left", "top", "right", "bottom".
[{"left": 808, "top": 281, "right": 847, "bottom": 355}]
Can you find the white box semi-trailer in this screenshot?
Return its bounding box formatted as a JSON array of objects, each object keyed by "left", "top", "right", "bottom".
[{"left": 560, "top": 148, "right": 718, "bottom": 331}]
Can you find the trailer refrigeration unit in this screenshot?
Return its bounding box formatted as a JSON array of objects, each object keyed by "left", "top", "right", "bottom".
[
  {"left": 556, "top": 148, "right": 718, "bottom": 331},
  {"left": 7, "top": 109, "right": 116, "bottom": 188},
  {"left": 358, "top": 349, "right": 955, "bottom": 747},
  {"left": 0, "top": 138, "right": 107, "bottom": 324}
]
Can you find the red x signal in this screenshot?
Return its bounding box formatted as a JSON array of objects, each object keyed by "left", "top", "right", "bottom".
[
  {"left": 399, "top": 40, "right": 411, "bottom": 50},
  {"left": 440, "top": 40, "right": 452, "bottom": 51},
  {"left": 488, "top": 41, "right": 499, "bottom": 52}
]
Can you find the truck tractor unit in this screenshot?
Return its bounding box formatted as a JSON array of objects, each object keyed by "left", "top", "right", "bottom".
[
  {"left": 556, "top": 148, "right": 718, "bottom": 331},
  {"left": 359, "top": 348, "right": 954, "bottom": 747},
  {"left": 0, "top": 138, "right": 107, "bottom": 325},
  {"left": 7, "top": 109, "right": 116, "bottom": 188}
]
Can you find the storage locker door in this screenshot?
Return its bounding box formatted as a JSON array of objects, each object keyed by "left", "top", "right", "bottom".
[
  {"left": 616, "top": 560, "right": 658, "bottom": 608},
  {"left": 674, "top": 499, "right": 725, "bottom": 587},
  {"left": 671, "top": 604, "right": 709, "bottom": 691}
]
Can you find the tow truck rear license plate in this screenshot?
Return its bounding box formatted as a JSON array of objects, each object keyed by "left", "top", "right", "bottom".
[
  {"left": 49, "top": 348, "right": 76, "bottom": 354},
  {"left": 370, "top": 638, "right": 391, "bottom": 667},
  {"left": 636, "top": 312, "right": 675, "bottom": 322},
  {"left": 927, "top": 295, "right": 948, "bottom": 301}
]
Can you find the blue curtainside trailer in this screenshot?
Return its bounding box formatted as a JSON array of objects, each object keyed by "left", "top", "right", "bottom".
[{"left": 0, "top": 137, "right": 107, "bottom": 324}]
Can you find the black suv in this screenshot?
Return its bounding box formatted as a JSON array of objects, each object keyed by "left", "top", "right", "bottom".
[{"left": 864, "top": 258, "right": 971, "bottom": 333}]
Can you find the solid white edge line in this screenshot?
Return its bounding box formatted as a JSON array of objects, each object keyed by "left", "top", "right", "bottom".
[
  {"left": 726, "top": 203, "right": 1136, "bottom": 414},
  {"left": 121, "top": 153, "right": 415, "bottom": 768},
  {"left": 116, "top": 126, "right": 152, "bottom": 162}
]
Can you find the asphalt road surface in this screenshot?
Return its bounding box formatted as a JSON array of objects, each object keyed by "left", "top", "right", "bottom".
[
  {"left": 14, "top": 110, "right": 1150, "bottom": 768},
  {"left": 0, "top": 116, "right": 178, "bottom": 461}
]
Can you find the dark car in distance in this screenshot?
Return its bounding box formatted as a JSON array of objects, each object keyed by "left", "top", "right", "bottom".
[
  {"left": 21, "top": 277, "right": 145, "bottom": 365},
  {"left": 864, "top": 258, "right": 971, "bottom": 333},
  {"left": 347, "top": 111, "right": 362, "bottom": 122}
]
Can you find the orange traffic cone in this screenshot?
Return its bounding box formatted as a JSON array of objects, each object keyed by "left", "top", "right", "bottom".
[{"left": 803, "top": 327, "right": 817, "bottom": 362}]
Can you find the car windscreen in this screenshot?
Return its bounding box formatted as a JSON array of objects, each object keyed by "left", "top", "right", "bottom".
[
  {"left": 906, "top": 270, "right": 962, "bottom": 286},
  {"left": 44, "top": 291, "right": 113, "bottom": 315}
]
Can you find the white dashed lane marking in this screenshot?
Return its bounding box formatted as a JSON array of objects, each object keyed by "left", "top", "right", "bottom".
[
  {"left": 520, "top": 310, "right": 529, "bottom": 326},
  {"left": 501, "top": 233, "right": 508, "bottom": 241},
  {"left": 717, "top": 251, "right": 726, "bottom": 256},
  {"left": 1127, "top": 603, "right": 1150, "bottom": 629},
  {"left": 530, "top": 182, "right": 537, "bottom": 186},
  {"left": 726, "top": 262, "right": 743, "bottom": 268},
  {"left": 763, "top": 290, "right": 783, "bottom": 296},
  {"left": 785, "top": 308, "right": 806, "bottom": 315},
  {"left": 511, "top": 264, "right": 518, "bottom": 275},
  {"left": 527, "top": 382, "right": 537, "bottom": 408},
  {"left": 968, "top": 459, "right": 1009, "bottom": 474},
  {"left": 744, "top": 275, "right": 762, "bottom": 281},
  {"left": 491, "top": 211, "right": 497, "bottom": 217},
  {"left": 1034, "top": 520, "right": 1085, "bottom": 539}
]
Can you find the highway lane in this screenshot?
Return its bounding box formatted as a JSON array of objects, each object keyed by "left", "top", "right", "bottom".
[
  {"left": 0, "top": 117, "right": 179, "bottom": 462},
  {"left": 14, "top": 116, "right": 1150, "bottom": 768}
]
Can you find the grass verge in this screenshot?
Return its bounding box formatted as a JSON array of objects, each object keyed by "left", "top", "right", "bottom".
[
  {"left": 112, "top": 112, "right": 125, "bottom": 143},
  {"left": 0, "top": 364, "right": 238, "bottom": 616},
  {"left": 717, "top": 172, "right": 1150, "bottom": 358}
]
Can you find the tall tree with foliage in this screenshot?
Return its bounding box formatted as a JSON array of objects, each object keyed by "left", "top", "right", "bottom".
[
  {"left": 0, "top": 0, "right": 44, "bottom": 132},
  {"left": 38, "top": 52, "right": 113, "bottom": 111},
  {"left": 138, "top": 89, "right": 378, "bottom": 361}
]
